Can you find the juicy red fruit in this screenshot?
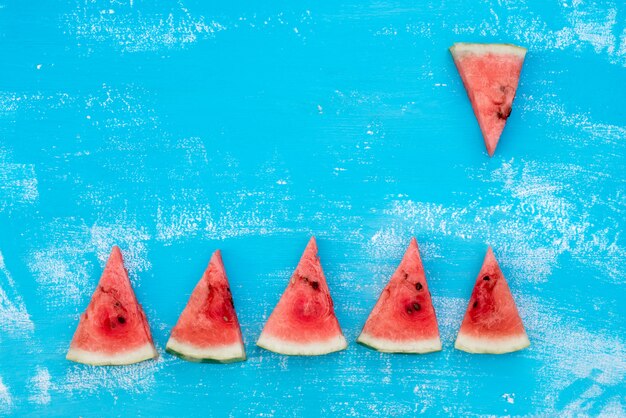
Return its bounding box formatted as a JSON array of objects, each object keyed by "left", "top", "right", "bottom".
[
  {"left": 455, "top": 247, "right": 530, "bottom": 354},
  {"left": 66, "top": 246, "right": 157, "bottom": 365},
  {"left": 450, "top": 43, "right": 527, "bottom": 157},
  {"left": 256, "top": 237, "right": 347, "bottom": 355},
  {"left": 357, "top": 238, "right": 441, "bottom": 353}
]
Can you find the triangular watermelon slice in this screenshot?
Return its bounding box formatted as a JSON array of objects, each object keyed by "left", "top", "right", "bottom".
[
  {"left": 357, "top": 238, "right": 441, "bottom": 353},
  {"left": 455, "top": 247, "right": 530, "bottom": 354},
  {"left": 450, "top": 42, "right": 527, "bottom": 156},
  {"left": 166, "top": 250, "right": 246, "bottom": 363},
  {"left": 66, "top": 246, "right": 158, "bottom": 365},
  {"left": 257, "top": 237, "right": 347, "bottom": 355}
]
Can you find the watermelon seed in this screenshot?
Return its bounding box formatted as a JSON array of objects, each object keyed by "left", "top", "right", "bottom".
[
  {"left": 406, "top": 308, "right": 413, "bottom": 314},
  {"left": 415, "top": 282, "right": 423, "bottom": 291},
  {"left": 403, "top": 273, "right": 408, "bottom": 280},
  {"left": 117, "top": 316, "right": 125, "bottom": 324},
  {"left": 483, "top": 275, "right": 490, "bottom": 281},
  {"left": 311, "top": 281, "right": 319, "bottom": 290},
  {"left": 473, "top": 301, "right": 478, "bottom": 308},
  {"left": 413, "top": 303, "right": 421, "bottom": 311},
  {"left": 497, "top": 107, "right": 512, "bottom": 120},
  {"left": 223, "top": 316, "right": 229, "bottom": 322}
]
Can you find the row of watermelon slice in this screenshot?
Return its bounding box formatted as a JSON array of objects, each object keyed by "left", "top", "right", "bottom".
[
  {"left": 67, "top": 237, "right": 529, "bottom": 366},
  {"left": 65, "top": 40, "right": 529, "bottom": 365}
]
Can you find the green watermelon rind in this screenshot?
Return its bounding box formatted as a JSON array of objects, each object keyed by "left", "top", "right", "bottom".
[
  {"left": 356, "top": 332, "right": 442, "bottom": 354},
  {"left": 165, "top": 347, "right": 246, "bottom": 364},
  {"left": 454, "top": 332, "right": 530, "bottom": 354},
  {"left": 256, "top": 333, "right": 348, "bottom": 356},
  {"left": 449, "top": 42, "right": 527, "bottom": 58},
  {"left": 165, "top": 338, "right": 246, "bottom": 363}
]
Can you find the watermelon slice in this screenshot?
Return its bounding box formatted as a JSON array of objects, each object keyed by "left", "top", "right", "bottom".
[
  {"left": 455, "top": 247, "right": 530, "bottom": 354},
  {"left": 257, "top": 237, "right": 347, "bottom": 355},
  {"left": 166, "top": 250, "right": 246, "bottom": 363},
  {"left": 450, "top": 42, "right": 527, "bottom": 156},
  {"left": 66, "top": 246, "right": 158, "bottom": 365},
  {"left": 357, "top": 238, "right": 441, "bottom": 353}
]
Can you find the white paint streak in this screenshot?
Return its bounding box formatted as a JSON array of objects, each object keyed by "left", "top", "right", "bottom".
[
  {"left": 62, "top": 356, "right": 168, "bottom": 394},
  {"left": 0, "top": 145, "right": 38, "bottom": 211},
  {"left": 66, "top": 1, "right": 226, "bottom": 53},
  {"left": 520, "top": 295, "right": 626, "bottom": 414},
  {"left": 522, "top": 93, "right": 626, "bottom": 148},
  {"left": 0, "top": 251, "right": 34, "bottom": 338},
  {"left": 376, "top": 2, "right": 625, "bottom": 66},
  {"left": 483, "top": 3, "right": 623, "bottom": 65},
  {"left": 28, "top": 220, "right": 151, "bottom": 307},
  {"left": 65, "top": 2, "right": 313, "bottom": 53},
  {"left": 0, "top": 377, "right": 11, "bottom": 411},
  {"left": 28, "top": 367, "right": 52, "bottom": 405},
  {"left": 154, "top": 150, "right": 303, "bottom": 243},
  {"left": 379, "top": 158, "right": 625, "bottom": 285}
]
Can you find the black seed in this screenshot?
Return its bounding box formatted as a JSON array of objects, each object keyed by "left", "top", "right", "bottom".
[
  {"left": 483, "top": 275, "right": 490, "bottom": 281},
  {"left": 311, "top": 281, "right": 319, "bottom": 290},
  {"left": 497, "top": 107, "right": 512, "bottom": 120},
  {"left": 473, "top": 301, "right": 478, "bottom": 308},
  {"left": 117, "top": 316, "right": 126, "bottom": 324},
  {"left": 415, "top": 282, "right": 423, "bottom": 291},
  {"left": 229, "top": 297, "right": 235, "bottom": 307},
  {"left": 403, "top": 273, "right": 409, "bottom": 280},
  {"left": 413, "top": 303, "right": 421, "bottom": 311}
]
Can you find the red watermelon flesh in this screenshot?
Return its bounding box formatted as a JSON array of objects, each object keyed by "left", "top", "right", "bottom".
[
  {"left": 450, "top": 43, "right": 526, "bottom": 156},
  {"left": 66, "top": 246, "right": 158, "bottom": 365},
  {"left": 257, "top": 237, "right": 347, "bottom": 355},
  {"left": 358, "top": 238, "right": 441, "bottom": 353},
  {"left": 455, "top": 247, "right": 530, "bottom": 354},
  {"left": 166, "top": 250, "right": 246, "bottom": 363}
]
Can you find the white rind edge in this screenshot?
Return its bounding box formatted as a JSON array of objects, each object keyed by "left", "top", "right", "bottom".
[
  {"left": 450, "top": 42, "right": 527, "bottom": 59},
  {"left": 66, "top": 342, "right": 158, "bottom": 366},
  {"left": 166, "top": 337, "right": 245, "bottom": 362},
  {"left": 257, "top": 333, "right": 348, "bottom": 356},
  {"left": 454, "top": 332, "right": 530, "bottom": 354},
  {"left": 357, "top": 332, "right": 442, "bottom": 354}
]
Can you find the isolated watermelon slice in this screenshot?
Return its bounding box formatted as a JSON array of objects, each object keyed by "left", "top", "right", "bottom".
[
  {"left": 166, "top": 250, "right": 246, "bottom": 363},
  {"left": 257, "top": 237, "right": 347, "bottom": 355},
  {"left": 455, "top": 247, "right": 530, "bottom": 354},
  {"left": 66, "top": 246, "right": 158, "bottom": 365},
  {"left": 450, "top": 42, "right": 527, "bottom": 156},
  {"left": 358, "top": 238, "right": 441, "bottom": 353}
]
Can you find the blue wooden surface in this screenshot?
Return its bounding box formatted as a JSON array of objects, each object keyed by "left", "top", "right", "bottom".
[{"left": 1, "top": 0, "right": 625, "bottom": 416}]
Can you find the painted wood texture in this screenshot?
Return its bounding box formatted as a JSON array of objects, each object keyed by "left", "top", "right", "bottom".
[{"left": 1, "top": 0, "right": 625, "bottom": 416}]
